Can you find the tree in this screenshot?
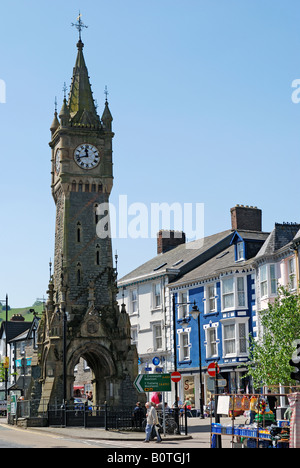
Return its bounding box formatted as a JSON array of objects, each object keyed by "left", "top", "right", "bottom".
[{"left": 245, "top": 286, "right": 300, "bottom": 388}]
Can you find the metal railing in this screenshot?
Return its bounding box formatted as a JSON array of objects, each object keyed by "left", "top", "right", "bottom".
[{"left": 14, "top": 400, "right": 188, "bottom": 434}]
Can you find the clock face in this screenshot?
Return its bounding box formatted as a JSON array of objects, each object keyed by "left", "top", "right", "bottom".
[
  {"left": 55, "top": 149, "right": 61, "bottom": 174},
  {"left": 74, "top": 144, "right": 100, "bottom": 170}
]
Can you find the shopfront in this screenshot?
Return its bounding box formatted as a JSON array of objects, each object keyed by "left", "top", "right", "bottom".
[{"left": 183, "top": 376, "right": 195, "bottom": 406}]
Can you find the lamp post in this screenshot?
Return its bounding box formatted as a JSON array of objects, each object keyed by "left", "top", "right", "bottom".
[
  {"left": 179, "top": 301, "right": 204, "bottom": 419},
  {"left": 172, "top": 296, "right": 205, "bottom": 426},
  {"left": 189, "top": 303, "right": 204, "bottom": 419},
  {"left": 172, "top": 294, "right": 180, "bottom": 434},
  {"left": 0, "top": 295, "right": 9, "bottom": 401}
]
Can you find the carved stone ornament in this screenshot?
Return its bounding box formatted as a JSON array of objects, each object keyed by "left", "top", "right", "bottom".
[{"left": 87, "top": 320, "right": 99, "bottom": 335}]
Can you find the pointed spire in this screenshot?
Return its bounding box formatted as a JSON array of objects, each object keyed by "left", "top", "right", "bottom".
[
  {"left": 102, "top": 86, "right": 113, "bottom": 131},
  {"left": 50, "top": 97, "right": 60, "bottom": 134},
  {"left": 68, "top": 40, "right": 100, "bottom": 127},
  {"left": 59, "top": 95, "right": 70, "bottom": 127}
]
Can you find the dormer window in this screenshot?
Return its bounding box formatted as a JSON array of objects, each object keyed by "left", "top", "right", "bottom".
[{"left": 236, "top": 242, "right": 244, "bottom": 261}]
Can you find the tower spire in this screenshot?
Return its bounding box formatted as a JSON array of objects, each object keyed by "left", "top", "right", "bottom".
[{"left": 67, "top": 15, "right": 100, "bottom": 127}]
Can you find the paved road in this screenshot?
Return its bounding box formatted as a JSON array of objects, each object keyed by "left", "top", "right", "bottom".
[
  {"left": 0, "top": 415, "right": 238, "bottom": 449},
  {"left": 0, "top": 424, "right": 99, "bottom": 448},
  {"left": 0, "top": 423, "right": 203, "bottom": 449}
]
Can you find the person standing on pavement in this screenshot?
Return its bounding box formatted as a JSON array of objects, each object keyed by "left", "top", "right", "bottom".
[{"left": 144, "top": 402, "right": 161, "bottom": 443}]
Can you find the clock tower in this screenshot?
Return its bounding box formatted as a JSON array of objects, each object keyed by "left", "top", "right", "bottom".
[{"left": 32, "top": 27, "right": 139, "bottom": 408}]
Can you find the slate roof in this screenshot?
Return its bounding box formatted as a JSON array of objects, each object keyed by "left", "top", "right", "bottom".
[
  {"left": 0, "top": 321, "right": 31, "bottom": 342},
  {"left": 118, "top": 230, "right": 233, "bottom": 286},
  {"left": 294, "top": 229, "right": 300, "bottom": 243},
  {"left": 255, "top": 223, "right": 300, "bottom": 259},
  {"left": 169, "top": 230, "right": 269, "bottom": 288}
]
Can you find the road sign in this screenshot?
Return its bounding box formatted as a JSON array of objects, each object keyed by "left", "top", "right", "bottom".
[
  {"left": 134, "top": 373, "right": 172, "bottom": 392},
  {"left": 152, "top": 357, "right": 160, "bottom": 366},
  {"left": 171, "top": 371, "right": 182, "bottom": 383},
  {"left": 207, "top": 362, "right": 220, "bottom": 377}
]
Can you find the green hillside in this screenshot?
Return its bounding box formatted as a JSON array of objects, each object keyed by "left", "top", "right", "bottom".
[{"left": 0, "top": 304, "right": 44, "bottom": 324}]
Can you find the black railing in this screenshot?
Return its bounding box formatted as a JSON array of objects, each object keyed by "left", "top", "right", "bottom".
[{"left": 15, "top": 400, "right": 188, "bottom": 434}]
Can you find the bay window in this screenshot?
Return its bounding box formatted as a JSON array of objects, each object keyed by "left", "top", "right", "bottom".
[
  {"left": 222, "top": 277, "right": 234, "bottom": 309},
  {"left": 237, "top": 277, "right": 245, "bottom": 307},
  {"left": 259, "top": 263, "right": 277, "bottom": 298},
  {"left": 221, "top": 276, "right": 247, "bottom": 310},
  {"left": 288, "top": 258, "right": 296, "bottom": 290},
  {"left": 222, "top": 320, "right": 249, "bottom": 357}
]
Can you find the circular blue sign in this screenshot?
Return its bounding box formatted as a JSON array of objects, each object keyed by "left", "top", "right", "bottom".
[{"left": 152, "top": 357, "right": 160, "bottom": 366}]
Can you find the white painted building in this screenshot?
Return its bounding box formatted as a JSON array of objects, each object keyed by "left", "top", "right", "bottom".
[{"left": 253, "top": 223, "right": 300, "bottom": 336}]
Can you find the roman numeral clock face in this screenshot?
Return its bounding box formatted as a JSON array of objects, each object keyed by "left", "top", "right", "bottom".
[{"left": 74, "top": 144, "right": 100, "bottom": 169}]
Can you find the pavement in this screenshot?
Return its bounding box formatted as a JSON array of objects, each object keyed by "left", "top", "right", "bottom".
[{"left": 0, "top": 415, "right": 245, "bottom": 448}]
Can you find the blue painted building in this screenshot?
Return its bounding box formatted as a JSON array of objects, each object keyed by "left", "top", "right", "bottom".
[{"left": 169, "top": 224, "right": 268, "bottom": 407}]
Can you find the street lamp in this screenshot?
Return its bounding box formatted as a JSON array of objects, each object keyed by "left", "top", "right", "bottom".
[
  {"left": 0, "top": 295, "right": 9, "bottom": 401},
  {"left": 189, "top": 302, "right": 205, "bottom": 419},
  {"left": 181, "top": 302, "right": 204, "bottom": 418},
  {"left": 172, "top": 296, "right": 205, "bottom": 427}
]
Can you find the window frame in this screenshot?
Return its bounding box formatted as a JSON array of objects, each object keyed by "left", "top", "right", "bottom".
[
  {"left": 130, "top": 288, "right": 138, "bottom": 315},
  {"left": 221, "top": 319, "right": 249, "bottom": 358},
  {"left": 179, "top": 330, "right": 190, "bottom": 362},
  {"left": 221, "top": 276, "right": 247, "bottom": 311},
  {"left": 153, "top": 282, "right": 162, "bottom": 309},
  {"left": 236, "top": 242, "right": 245, "bottom": 261},
  {"left": 259, "top": 263, "right": 277, "bottom": 298},
  {"left": 153, "top": 323, "right": 163, "bottom": 351},
  {"left": 205, "top": 283, "right": 217, "bottom": 314},
  {"left": 206, "top": 326, "right": 218, "bottom": 358},
  {"left": 288, "top": 257, "right": 296, "bottom": 291}
]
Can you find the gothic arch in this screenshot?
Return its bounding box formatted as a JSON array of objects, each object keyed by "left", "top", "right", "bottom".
[{"left": 67, "top": 342, "right": 117, "bottom": 404}]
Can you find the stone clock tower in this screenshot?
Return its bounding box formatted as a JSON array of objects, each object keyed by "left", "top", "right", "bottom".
[{"left": 31, "top": 28, "right": 139, "bottom": 408}]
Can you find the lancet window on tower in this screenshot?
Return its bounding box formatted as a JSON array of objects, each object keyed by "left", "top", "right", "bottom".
[
  {"left": 77, "top": 222, "right": 82, "bottom": 243},
  {"left": 76, "top": 262, "right": 82, "bottom": 285},
  {"left": 96, "top": 244, "right": 101, "bottom": 265}
]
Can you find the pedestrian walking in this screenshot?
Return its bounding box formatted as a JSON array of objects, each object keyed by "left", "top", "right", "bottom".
[{"left": 144, "top": 402, "right": 162, "bottom": 443}]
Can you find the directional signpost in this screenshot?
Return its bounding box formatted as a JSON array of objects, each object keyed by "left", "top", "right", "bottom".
[{"left": 134, "top": 373, "right": 172, "bottom": 393}]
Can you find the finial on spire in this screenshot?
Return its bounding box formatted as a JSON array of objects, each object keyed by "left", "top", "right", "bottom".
[
  {"left": 63, "top": 82, "right": 67, "bottom": 100},
  {"left": 54, "top": 96, "right": 58, "bottom": 113},
  {"left": 71, "top": 12, "right": 88, "bottom": 41},
  {"left": 104, "top": 85, "right": 109, "bottom": 103}
]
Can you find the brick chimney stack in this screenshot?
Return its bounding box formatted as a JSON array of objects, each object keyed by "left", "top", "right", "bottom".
[
  {"left": 157, "top": 230, "right": 186, "bottom": 254},
  {"left": 230, "top": 205, "right": 262, "bottom": 232}
]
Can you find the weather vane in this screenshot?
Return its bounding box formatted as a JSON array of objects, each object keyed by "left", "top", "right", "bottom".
[
  {"left": 71, "top": 12, "right": 88, "bottom": 41},
  {"left": 104, "top": 85, "right": 109, "bottom": 102}
]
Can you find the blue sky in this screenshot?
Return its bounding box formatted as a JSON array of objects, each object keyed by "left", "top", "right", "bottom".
[{"left": 0, "top": 0, "right": 299, "bottom": 307}]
